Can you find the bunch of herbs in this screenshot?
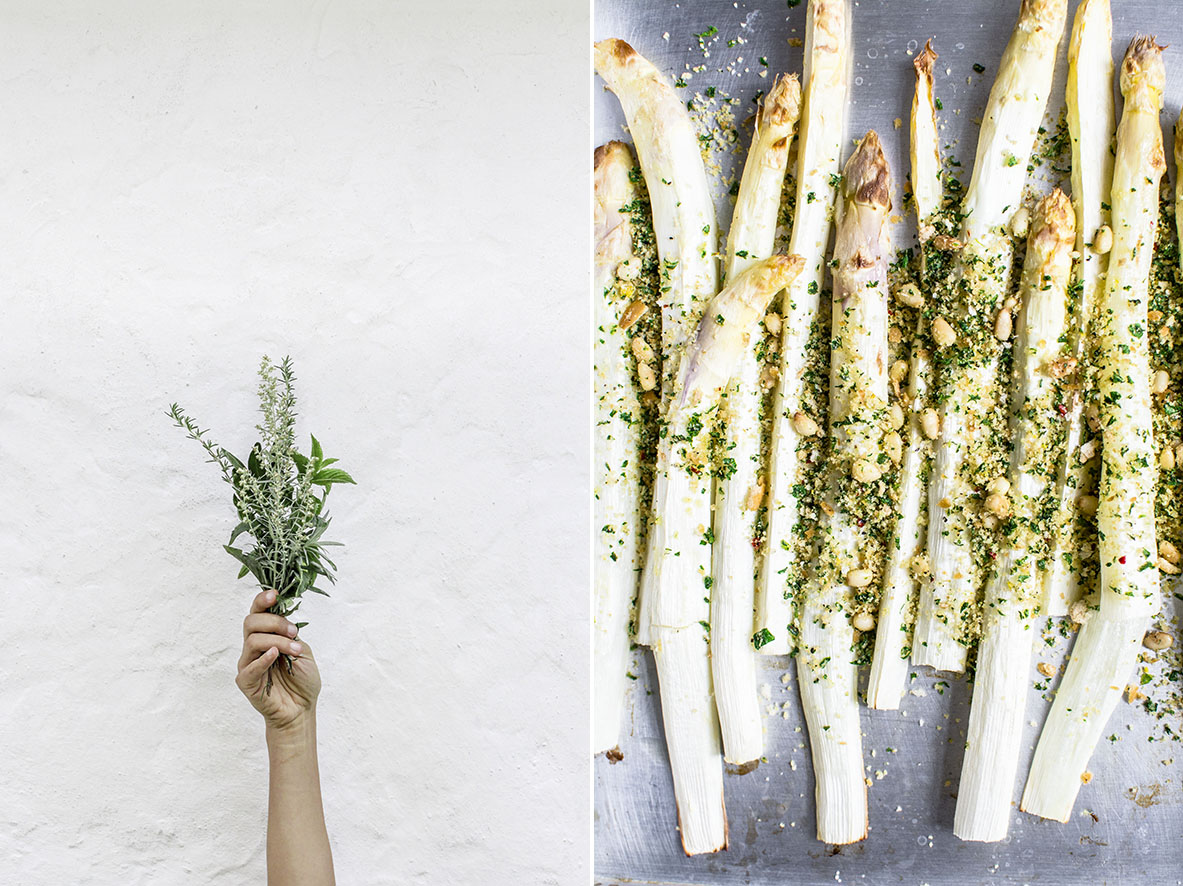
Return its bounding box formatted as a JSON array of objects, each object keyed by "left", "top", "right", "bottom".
[{"left": 169, "top": 355, "right": 355, "bottom": 628}]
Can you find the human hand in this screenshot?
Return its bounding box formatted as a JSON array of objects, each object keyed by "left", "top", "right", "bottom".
[{"left": 236, "top": 589, "right": 322, "bottom": 733}]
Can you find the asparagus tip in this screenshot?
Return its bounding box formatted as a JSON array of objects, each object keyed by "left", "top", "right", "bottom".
[
  {"left": 914, "top": 39, "right": 937, "bottom": 76},
  {"left": 762, "top": 72, "right": 803, "bottom": 130},
  {"left": 1120, "top": 35, "right": 1166, "bottom": 97},
  {"left": 844, "top": 131, "right": 891, "bottom": 209}
]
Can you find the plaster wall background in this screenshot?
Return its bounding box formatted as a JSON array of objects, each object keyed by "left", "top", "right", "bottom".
[{"left": 0, "top": 1, "right": 588, "bottom": 882}]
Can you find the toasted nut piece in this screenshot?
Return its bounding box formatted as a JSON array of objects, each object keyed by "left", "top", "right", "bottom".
[
  {"left": 1160, "top": 540, "right": 1181, "bottom": 564},
  {"left": 987, "top": 476, "right": 1010, "bottom": 497},
  {"left": 1047, "top": 356, "right": 1078, "bottom": 379},
  {"left": 895, "top": 281, "right": 924, "bottom": 309},
  {"left": 619, "top": 299, "right": 648, "bottom": 330},
  {"left": 1076, "top": 494, "right": 1099, "bottom": 517},
  {"left": 819, "top": 500, "right": 835, "bottom": 517},
  {"left": 1161, "top": 447, "right": 1176, "bottom": 471},
  {"left": 617, "top": 257, "right": 641, "bottom": 280},
  {"left": 852, "top": 458, "right": 882, "bottom": 483},
  {"left": 982, "top": 513, "right": 1000, "bottom": 530},
  {"left": 637, "top": 362, "right": 658, "bottom": 391},
  {"left": 932, "top": 316, "right": 957, "bottom": 349},
  {"left": 889, "top": 359, "right": 908, "bottom": 397},
  {"left": 846, "top": 568, "right": 873, "bottom": 588},
  {"left": 909, "top": 554, "right": 931, "bottom": 578},
  {"left": 764, "top": 311, "right": 782, "bottom": 335},
  {"left": 1086, "top": 403, "right": 1101, "bottom": 433},
  {"left": 852, "top": 611, "right": 875, "bottom": 632},
  {"left": 631, "top": 336, "right": 655, "bottom": 363},
  {"left": 1092, "top": 224, "right": 1113, "bottom": 255},
  {"left": 994, "top": 308, "right": 1012, "bottom": 342},
  {"left": 921, "top": 407, "right": 940, "bottom": 440},
  {"left": 1068, "top": 599, "right": 1091, "bottom": 625},
  {"left": 792, "top": 411, "right": 820, "bottom": 437},
  {"left": 1010, "top": 205, "right": 1030, "bottom": 238},
  {"left": 888, "top": 325, "right": 902, "bottom": 345},
  {"left": 759, "top": 364, "right": 780, "bottom": 390},
  {"left": 1036, "top": 661, "right": 1055, "bottom": 678},
  {"left": 1148, "top": 309, "right": 1164, "bottom": 324},
  {"left": 744, "top": 482, "right": 765, "bottom": 511},
  {"left": 1152, "top": 369, "right": 1170, "bottom": 395},
  {"left": 1143, "top": 630, "right": 1173, "bottom": 651},
  {"left": 1158, "top": 556, "right": 1180, "bottom": 575},
  {"left": 1078, "top": 439, "right": 1098, "bottom": 464},
  {"left": 889, "top": 402, "right": 905, "bottom": 431},
  {"left": 884, "top": 431, "right": 903, "bottom": 465},
  {"left": 933, "top": 233, "right": 962, "bottom": 251},
  {"left": 985, "top": 493, "right": 1010, "bottom": 518},
  {"left": 1004, "top": 296, "right": 1018, "bottom": 310}
]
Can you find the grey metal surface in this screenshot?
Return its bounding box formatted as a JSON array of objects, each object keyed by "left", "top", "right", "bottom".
[{"left": 593, "top": 2, "right": 1183, "bottom": 883}]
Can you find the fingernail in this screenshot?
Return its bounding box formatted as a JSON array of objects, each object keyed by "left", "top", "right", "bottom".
[
  {"left": 287, "top": 624, "right": 298, "bottom": 637},
  {"left": 265, "top": 589, "right": 276, "bottom": 601},
  {"left": 289, "top": 641, "right": 303, "bottom": 655}
]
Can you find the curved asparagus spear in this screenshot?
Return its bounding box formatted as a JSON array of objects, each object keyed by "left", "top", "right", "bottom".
[
  {"left": 594, "top": 38, "right": 724, "bottom": 855},
  {"left": 867, "top": 41, "right": 939, "bottom": 710},
  {"left": 758, "top": 0, "right": 851, "bottom": 656},
  {"left": 1021, "top": 36, "right": 1165, "bottom": 823},
  {"left": 799, "top": 132, "right": 890, "bottom": 845},
  {"left": 914, "top": 0, "right": 1067, "bottom": 673},
  {"left": 1043, "top": 0, "right": 1114, "bottom": 616},
  {"left": 713, "top": 75, "right": 802, "bottom": 764},
  {"left": 955, "top": 190, "right": 1075, "bottom": 842},
  {"left": 593, "top": 141, "right": 645, "bottom": 754}
]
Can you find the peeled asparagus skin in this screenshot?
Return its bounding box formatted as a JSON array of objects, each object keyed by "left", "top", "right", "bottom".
[
  {"left": 1021, "top": 36, "right": 1166, "bottom": 824},
  {"left": 868, "top": 41, "right": 938, "bottom": 710},
  {"left": 712, "top": 74, "right": 802, "bottom": 765},
  {"left": 1043, "top": 0, "right": 1114, "bottom": 617},
  {"left": 594, "top": 38, "right": 726, "bottom": 855},
  {"left": 799, "top": 132, "right": 890, "bottom": 845},
  {"left": 954, "top": 191, "right": 1075, "bottom": 843},
  {"left": 759, "top": 0, "right": 851, "bottom": 656},
  {"left": 592, "top": 141, "right": 644, "bottom": 754},
  {"left": 915, "top": 0, "right": 1067, "bottom": 673}
]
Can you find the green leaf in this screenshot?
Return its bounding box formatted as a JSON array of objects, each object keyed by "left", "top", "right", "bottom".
[
  {"left": 248, "top": 444, "right": 265, "bottom": 478},
  {"left": 224, "top": 545, "right": 265, "bottom": 583},
  {"left": 228, "top": 521, "right": 251, "bottom": 545},
  {"left": 308, "top": 586, "right": 331, "bottom": 597},
  {"left": 311, "top": 434, "right": 323, "bottom": 460},
  {"left": 221, "top": 449, "right": 245, "bottom": 472},
  {"left": 318, "top": 457, "right": 339, "bottom": 468},
  {"left": 292, "top": 451, "right": 309, "bottom": 473},
  {"left": 312, "top": 468, "right": 356, "bottom": 486},
  {"left": 237, "top": 564, "right": 250, "bottom": 579}
]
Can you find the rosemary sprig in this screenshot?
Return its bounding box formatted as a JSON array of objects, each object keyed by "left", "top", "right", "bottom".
[{"left": 170, "top": 355, "right": 355, "bottom": 626}]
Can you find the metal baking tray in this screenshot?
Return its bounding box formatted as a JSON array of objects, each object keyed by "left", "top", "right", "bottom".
[{"left": 593, "top": 2, "right": 1183, "bottom": 883}]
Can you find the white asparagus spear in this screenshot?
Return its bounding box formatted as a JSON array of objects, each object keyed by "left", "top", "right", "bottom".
[
  {"left": 593, "top": 141, "right": 645, "bottom": 754},
  {"left": 594, "top": 37, "right": 724, "bottom": 855},
  {"left": 594, "top": 38, "right": 719, "bottom": 644},
  {"left": 914, "top": 0, "right": 1067, "bottom": 673},
  {"left": 1021, "top": 36, "right": 1166, "bottom": 823},
  {"left": 954, "top": 190, "right": 1075, "bottom": 842},
  {"left": 799, "top": 131, "right": 891, "bottom": 845},
  {"left": 758, "top": 0, "right": 851, "bottom": 656},
  {"left": 1043, "top": 0, "right": 1114, "bottom": 616},
  {"left": 713, "top": 75, "right": 802, "bottom": 764},
  {"left": 867, "top": 41, "right": 939, "bottom": 710},
  {"left": 655, "top": 253, "right": 806, "bottom": 853}
]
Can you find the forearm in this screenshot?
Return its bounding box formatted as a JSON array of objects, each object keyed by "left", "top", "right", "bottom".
[{"left": 266, "top": 715, "right": 335, "bottom": 886}]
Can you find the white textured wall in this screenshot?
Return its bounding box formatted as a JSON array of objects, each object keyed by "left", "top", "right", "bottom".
[{"left": 0, "top": 2, "right": 588, "bottom": 882}]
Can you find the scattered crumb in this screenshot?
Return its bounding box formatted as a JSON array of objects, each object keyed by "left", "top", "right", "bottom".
[
  {"left": 1081, "top": 771, "right": 1093, "bottom": 785},
  {"left": 893, "top": 117, "right": 902, "bottom": 130},
  {"left": 1036, "top": 662, "right": 1056, "bottom": 678}
]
